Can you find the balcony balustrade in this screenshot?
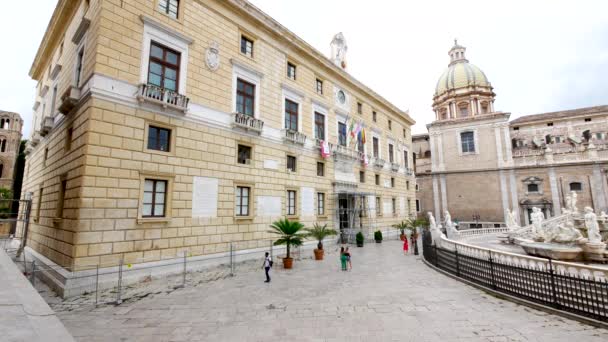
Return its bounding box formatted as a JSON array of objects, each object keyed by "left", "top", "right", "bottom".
[
  {"left": 232, "top": 112, "right": 264, "bottom": 134},
  {"left": 137, "top": 84, "right": 190, "bottom": 113},
  {"left": 373, "top": 158, "right": 386, "bottom": 168},
  {"left": 283, "top": 129, "right": 307, "bottom": 145},
  {"left": 39, "top": 117, "right": 54, "bottom": 136}
]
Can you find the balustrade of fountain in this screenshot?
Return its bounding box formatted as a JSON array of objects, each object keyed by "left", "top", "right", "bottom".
[{"left": 436, "top": 234, "right": 608, "bottom": 281}]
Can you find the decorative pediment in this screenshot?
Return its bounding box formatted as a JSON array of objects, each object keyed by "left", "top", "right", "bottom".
[{"left": 522, "top": 176, "right": 542, "bottom": 185}]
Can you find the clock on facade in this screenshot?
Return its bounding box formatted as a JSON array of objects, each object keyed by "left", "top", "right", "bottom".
[{"left": 337, "top": 90, "right": 346, "bottom": 105}]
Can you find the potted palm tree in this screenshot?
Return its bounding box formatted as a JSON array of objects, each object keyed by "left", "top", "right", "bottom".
[
  {"left": 268, "top": 218, "right": 307, "bottom": 269},
  {"left": 305, "top": 223, "right": 337, "bottom": 260},
  {"left": 393, "top": 221, "right": 408, "bottom": 241}
]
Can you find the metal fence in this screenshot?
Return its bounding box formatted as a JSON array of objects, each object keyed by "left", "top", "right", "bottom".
[
  {"left": 17, "top": 240, "right": 325, "bottom": 309},
  {"left": 422, "top": 230, "right": 608, "bottom": 322}
]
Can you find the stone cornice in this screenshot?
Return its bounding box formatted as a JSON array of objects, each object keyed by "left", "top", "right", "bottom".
[
  {"left": 216, "top": 0, "right": 415, "bottom": 126},
  {"left": 29, "top": 0, "right": 79, "bottom": 80}
]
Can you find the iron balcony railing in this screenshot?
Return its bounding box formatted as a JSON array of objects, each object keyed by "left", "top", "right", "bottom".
[
  {"left": 283, "top": 129, "right": 307, "bottom": 145},
  {"left": 137, "top": 84, "right": 190, "bottom": 112},
  {"left": 333, "top": 144, "right": 363, "bottom": 161},
  {"left": 232, "top": 112, "right": 264, "bottom": 133}
]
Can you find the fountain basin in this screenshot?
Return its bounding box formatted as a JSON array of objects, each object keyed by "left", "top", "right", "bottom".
[{"left": 520, "top": 242, "right": 583, "bottom": 261}]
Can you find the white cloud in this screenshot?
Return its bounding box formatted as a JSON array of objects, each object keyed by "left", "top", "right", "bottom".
[{"left": 2, "top": 0, "right": 607, "bottom": 137}]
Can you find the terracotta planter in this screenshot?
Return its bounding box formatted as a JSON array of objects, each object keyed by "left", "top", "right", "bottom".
[
  {"left": 313, "top": 249, "right": 324, "bottom": 260},
  {"left": 283, "top": 257, "right": 293, "bottom": 269}
]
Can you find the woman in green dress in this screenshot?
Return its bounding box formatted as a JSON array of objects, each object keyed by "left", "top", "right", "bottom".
[{"left": 339, "top": 247, "right": 347, "bottom": 271}]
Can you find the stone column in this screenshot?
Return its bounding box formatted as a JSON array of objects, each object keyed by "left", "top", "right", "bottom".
[
  {"left": 470, "top": 98, "right": 476, "bottom": 116},
  {"left": 502, "top": 125, "right": 513, "bottom": 165},
  {"left": 548, "top": 167, "right": 562, "bottom": 214},
  {"left": 432, "top": 175, "right": 441, "bottom": 221},
  {"left": 591, "top": 164, "right": 607, "bottom": 212},
  {"left": 509, "top": 170, "right": 519, "bottom": 224},
  {"left": 429, "top": 132, "right": 437, "bottom": 172},
  {"left": 499, "top": 170, "right": 509, "bottom": 222},
  {"left": 437, "top": 133, "right": 445, "bottom": 171}
]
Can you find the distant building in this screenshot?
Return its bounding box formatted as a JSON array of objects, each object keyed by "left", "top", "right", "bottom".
[
  {"left": 20, "top": 0, "right": 415, "bottom": 288},
  {"left": 414, "top": 41, "right": 608, "bottom": 228},
  {"left": 0, "top": 111, "right": 23, "bottom": 191}
]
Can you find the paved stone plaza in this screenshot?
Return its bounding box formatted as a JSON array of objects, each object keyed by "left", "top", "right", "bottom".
[{"left": 57, "top": 241, "right": 608, "bottom": 342}]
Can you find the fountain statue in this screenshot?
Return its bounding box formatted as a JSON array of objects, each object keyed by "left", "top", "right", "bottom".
[
  {"left": 444, "top": 211, "right": 458, "bottom": 238},
  {"left": 571, "top": 191, "right": 578, "bottom": 214},
  {"left": 530, "top": 207, "right": 544, "bottom": 237},
  {"left": 545, "top": 220, "right": 584, "bottom": 244},
  {"left": 428, "top": 212, "right": 445, "bottom": 245},
  {"left": 506, "top": 210, "right": 520, "bottom": 231},
  {"left": 585, "top": 207, "right": 602, "bottom": 244}
]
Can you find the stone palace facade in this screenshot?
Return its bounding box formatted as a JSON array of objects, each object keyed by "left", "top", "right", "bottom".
[
  {"left": 414, "top": 41, "right": 608, "bottom": 228},
  {"left": 21, "top": 0, "right": 415, "bottom": 271}
]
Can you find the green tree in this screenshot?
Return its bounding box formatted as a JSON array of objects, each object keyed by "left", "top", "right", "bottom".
[{"left": 304, "top": 223, "right": 337, "bottom": 250}]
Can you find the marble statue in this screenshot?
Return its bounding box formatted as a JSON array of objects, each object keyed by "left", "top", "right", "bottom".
[
  {"left": 571, "top": 191, "right": 578, "bottom": 214},
  {"left": 545, "top": 220, "right": 584, "bottom": 244},
  {"left": 330, "top": 32, "right": 348, "bottom": 69},
  {"left": 530, "top": 207, "right": 545, "bottom": 236},
  {"left": 444, "top": 211, "right": 458, "bottom": 238},
  {"left": 564, "top": 195, "right": 572, "bottom": 215},
  {"left": 584, "top": 207, "right": 602, "bottom": 244},
  {"left": 428, "top": 212, "right": 437, "bottom": 230},
  {"left": 506, "top": 210, "right": 520, "bottom": 231}
]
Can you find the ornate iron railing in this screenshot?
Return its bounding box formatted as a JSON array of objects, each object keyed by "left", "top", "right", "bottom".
[
  {"left": 137, "top": 84, "right": 189, "bottom": 112},
  {"left": 422, "top": 230, "right": 608, "bottom": 322}
]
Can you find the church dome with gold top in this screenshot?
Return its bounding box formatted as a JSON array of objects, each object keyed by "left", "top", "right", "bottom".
[{"left": 432, "top": 41, "right": 496, "bottom": 121}]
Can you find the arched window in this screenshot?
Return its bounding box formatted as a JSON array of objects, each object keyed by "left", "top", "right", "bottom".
[
  {"left": 480, "top": 102, "right": 488, "bottom": 114},
  {"left": 0, "top": 139, "right": 6, "bottom": 153},
  {"left": 569, "top": 182, "right": 582, "bottom": 192},
  {"left": 0, "top": 164, "right": 3, "bottom": 178},
  {"left": 458, "top": 104, "right": 469, "bottom": 118}
]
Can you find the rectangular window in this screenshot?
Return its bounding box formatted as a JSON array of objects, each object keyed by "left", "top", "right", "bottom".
[
  {"left": 404, "top": 151, "right": 409, "bottom": 167},
  {"left": 403, "top": 128, "right": 406, "bottom": 138},
  {"left": 240, "top": 35, "right": 253, "bottom": 57},
  {"left": 373, "top": 111, "right": 377, "bottom": 122},
  {"left": 237, "top": 144, "right": 252, "bottom": 165},
  {"left": 406, "top": 181, "right": 410, "bottom": 190},
  {"left": 236, "top": 78, "right": 255, "bottom": 116},
  {"left": 147, "top": 125, "right": 171, "bottom": 152},
  {"left": 158, "top": 0, "right": 179, "bottom": 19},
  {"left": 317, "top": 162, "right": 324, "bottom": 177},
  {"left": 50, "top": 85, "right": 58, "bottom": 116},
  {"left": 43, "top": 148, "right": 49, "bottom": 167},
  {"left": 284, "top": 99, "right": 298, "bottom": 131},
  {"left": 65, "top": 127, "right": 73, "bottom": 151},
  {"left": 287, "top": 62, "right": 296, "bottom": 80},
  {"left": 461, "top": 131, "right": 475, "bottom": 153},
  {"left": 416, "top": 199, "right": 421, "bottom": 212},
  {"left": 56, "top": 178, "right": 67, "bottom": 219},
  {"left": 585, "top": 118, "right": 591, "bottom": 122},
  {"left": 391, "top": 177, "right": 395, "bottom": 188},
  {"left": 76, "top": 47, "right": 85, "bottom": 87},
  {"left": 36, "top": 187, "right": 43, "bottom": 221},
  {"left": 359, "top": 171, "right": 365, "bottom": 183},
  {"left": 314, "top": 112, "right": 325, "bottom": 140},
  {"left": 388, "top": 120, "right": 392, "bottom": 130},
  {"left": 375, "top": 174, "right": 380, "bottom": 186},
  {"left": 317, "top": 192, "right": 325, "bottom": 216},
  {"left": 373, "top": 137, "right": 379, "bottom": 158},
  {"left": 357, "top": 102, "right": 362, "bottom": 114},
  {"left": 338, "top": 122, "right": 347, "bottom": 146},
  {"left": 388, "top": 144, "right": 394, "bottom": 163},
  {"left": 316, "top": 78, "right": 323, "bottom": 95},
  {"left": 287, "top": 190, "right": 297, "bottom": 215},
  {"left": 392, "top": 198, "right": 396, "bottom": 214},
  {"left": 148, "top": 42, "right": 180, "bottom": 92},
  {"left": 142, "top": 179, "right": 167, "bottom": 217},
  {"left": 235, "top": 186, "right": 250, "bottom": 216},
  {"left": 547, "top": 122, "right": 553, "bottom": 127},
  {"left": 287, "top": 155, "right": 297, "bottom": 172},
  {"left": 376, "top": 197, "right": 382, "bottom": 216}
]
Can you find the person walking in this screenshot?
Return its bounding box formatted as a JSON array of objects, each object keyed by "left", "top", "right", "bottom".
[
  {"left": 345, "top": 247, "right": 352, "bottom": 270},
  {"left": 403, "top": 235, "right": 409, "bottom": 255},
  {"left": 339, "top": 247, "right": 347, "bottom": 271},
  {"left": 263, "top": 252, "right": 272, "bottom": 283}
]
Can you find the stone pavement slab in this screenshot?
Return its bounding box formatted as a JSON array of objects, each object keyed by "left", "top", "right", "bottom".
[{"left": 57, "top": 241, "right": 608, "bottom": 341}]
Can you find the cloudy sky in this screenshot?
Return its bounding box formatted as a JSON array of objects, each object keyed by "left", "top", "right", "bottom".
[{"left": 2, "top": 1, "right": 607, "bottom": 136}]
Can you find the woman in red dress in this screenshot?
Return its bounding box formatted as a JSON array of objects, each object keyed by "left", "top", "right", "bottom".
[{"left": 403, "top": 236, "right": 409, "bottom": 254}]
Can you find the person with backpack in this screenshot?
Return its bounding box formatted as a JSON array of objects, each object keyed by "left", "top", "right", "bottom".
[{"left": 263, "top": 252, "right": 272, "bottom": 283}]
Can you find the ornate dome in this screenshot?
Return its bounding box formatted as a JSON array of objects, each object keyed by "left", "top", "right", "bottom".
[{"left": 434, "top": 41, "right": 491, "bottom": 96}]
